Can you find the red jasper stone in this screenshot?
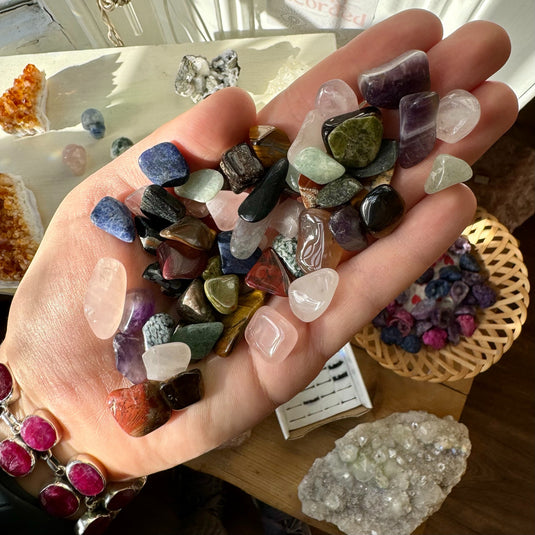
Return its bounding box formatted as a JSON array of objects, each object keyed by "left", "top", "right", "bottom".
[
  {"left": 20, "top": 415, "right": 58, "bottom": 451},
  {"left": 0, "top": 363, "right": 13, "bottom": 402},
  {"left": 39, "top": 482, "right": 80, "bottom": 517},
  {"left": 245, "top": 248, "right": 291, "bottom": 297},
  {"left": 107, "top": 381, "right": 172, "bottom": 437},
  {"left": 67, "top": 460, "right": 106, "bottom": 496},
  {"left": 0, "top": 439, "right": 34, "bottom": 477},
  {"left": 157, "top": 240, "right": 209, "bottom": 280}
]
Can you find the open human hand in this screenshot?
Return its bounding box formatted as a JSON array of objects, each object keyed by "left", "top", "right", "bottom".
[{"left": 0, "top": 9, "right": 517, "bottom": 487}]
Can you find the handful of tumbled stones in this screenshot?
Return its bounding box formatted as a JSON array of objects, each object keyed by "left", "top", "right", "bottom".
[{"left": 87, "top": 49, "right": 481, "bottom": 437}]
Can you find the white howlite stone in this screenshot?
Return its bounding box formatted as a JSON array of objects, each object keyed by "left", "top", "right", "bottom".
[
  {"left": 287, "top": 109, "right": 327, "bottom": 165},
  {"left": 436, "top": 89, "right": 481, "bottom": 144},
  {"left": 315, "top": 79, "right": 359, "bottom": 117},
  {"left": 298, "top": 411, "right": 471, "bottom": 535},
  {"left": 142, "top": 342, "right": 191, "bottom": 381}
]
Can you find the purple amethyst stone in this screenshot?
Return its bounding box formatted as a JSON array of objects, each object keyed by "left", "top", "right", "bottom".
[
  {"left": 113, "top": 331, "right": 147, "bottom": 384},
  {"left": 119, "top": 288, "right": 156, "bottom": 335},
  {"left": 398, "top": 91, "right": 439, "bottom": 168}
]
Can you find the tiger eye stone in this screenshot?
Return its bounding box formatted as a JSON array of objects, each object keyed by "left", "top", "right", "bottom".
[
  {"left": 213, "top": 290, "right": 266, "bottom": 357},
  {"left": 359, "top": 184, "right": 405, "bottom": 238},
  {"left": 220, "top": 142, "right": 265, "bottom": 194},
  {"left": 107, "top": 381, "right": 172, "bottom": 437},
  {"left": 297, "top": 208, "right": 344, "bottom": 273},
  {"left": 249, "top": 125, "right": 291, "bottom": 167},
  {"left": 160, "top": 216, "right": 217, "bottom": 251}
]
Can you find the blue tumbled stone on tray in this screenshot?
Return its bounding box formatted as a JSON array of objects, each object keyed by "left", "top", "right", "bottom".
[
  {"left": 217, "top": 231, "right": 262, "bottom": 275},
  {"left": 138, "top": 142, "right": 189, "bottom": 187},
  {"left": 90, "top": 196, "right": 135, "bottom": 242},
  {"left": 81, "top": 108, "right": 106, "bottom": 139}
]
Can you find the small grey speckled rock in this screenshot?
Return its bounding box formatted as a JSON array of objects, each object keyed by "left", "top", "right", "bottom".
[
  {"left": 142, "top": 313, "right": 175, "bottom": 349},
  {"left": 298, "top": 411, "right": 471, "bottom": 535}
]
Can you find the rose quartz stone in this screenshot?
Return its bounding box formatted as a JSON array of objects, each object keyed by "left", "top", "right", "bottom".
[
  {"left": 269, "top": 198, "right": 304, "bottom": 239},
  {"left": 62, "top": 144, "right": 87, "bottom": 176},
  {"left": 315, "top": 79, "right": 359, "bottom": 117},
  {"left": 141, "top": 342, "right": 191, "bottom": 381},
  {"left": 245, "top": 306, "right": 298, "bottom": 363},
  {"left": 206, "top": 190, "right": 248, "bottom": 231},
  {"left": 288, "top": 268, "right": 339, "bottom": 322},
  {"left": 84, "top": 257, "right": 127, "bottom": 340}
]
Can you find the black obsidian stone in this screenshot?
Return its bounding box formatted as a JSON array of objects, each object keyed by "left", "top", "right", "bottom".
[
  {"left": 321, "top": 107, "right": 381, "bottom": 149},
  {"left": 348, "top": 139, "right": 399, "bottom": 179},
  {"left": 140, "top": 185, "right": 186, "bottom": 227},
  {"left": 219, "top": 142, "right": 265, "bottom": 193},
  {"left": 159, "top": 368, "right": 204, "bottom": 410},
  {"left": 142, "top": 262, "right": 184, "bottom": 297},
  {"left": 238, "top": 158, "right": 289, "bottom": 222},
  {"left": 359, "top": 184, "right": 405, "bottom": 238}
]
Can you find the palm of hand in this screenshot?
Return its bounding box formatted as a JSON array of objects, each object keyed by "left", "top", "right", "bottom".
[{"left": 1, "top": 11, "right": 517, "bottom": 481}]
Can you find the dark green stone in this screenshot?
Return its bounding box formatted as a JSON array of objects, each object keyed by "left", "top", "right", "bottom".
[
  {"left": 327, "top": 115, "right": 383, "bottom": 168},
  {"left": 348, "top": 139, "right": 399, "bottom": 178},
  {"left": 322, "top": 107, "right": 381, "bottom": 146},
  {"left": 171, "top": 322, "right": 224, "bottom": 360},
  {"left": 316, "top": 176, "right": 364, "bottom": 208},
  {"left": 159, "top": 369, "right": 204, "bottom": 411}
]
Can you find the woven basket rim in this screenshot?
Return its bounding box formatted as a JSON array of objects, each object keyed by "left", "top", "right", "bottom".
[{"left": 354, "top": 207, "right": 530, "bottom": 382}]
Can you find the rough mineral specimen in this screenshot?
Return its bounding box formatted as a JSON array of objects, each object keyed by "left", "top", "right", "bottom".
[
  {"left": 174, "top": 50, "right": 240, "bottom": 103},
  {"left": 298, "top": 411, "right": 471, "bottom": 535}
]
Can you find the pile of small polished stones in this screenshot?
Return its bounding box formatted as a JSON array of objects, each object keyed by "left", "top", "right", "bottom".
[{"left": 88, "top": 48, "right": 483, "bottom": 436}]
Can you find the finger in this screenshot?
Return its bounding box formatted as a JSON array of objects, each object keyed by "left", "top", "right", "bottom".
[
  {"left": 258, "top": 9, "right": 443, "bottom": 137},
  {"left": 393, "top": 80, "right": 518, "bottom": 208},
  {"left": 428, "top": 20, "right": 511, "bottom": 95}
]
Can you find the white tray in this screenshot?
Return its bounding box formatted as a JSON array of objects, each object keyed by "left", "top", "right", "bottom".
[{"left": 276, "top": 342, "right": 372, "bottom": 439}]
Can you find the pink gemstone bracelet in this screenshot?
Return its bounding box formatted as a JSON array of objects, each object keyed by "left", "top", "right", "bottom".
[{"left": 0, "top": 362, "right": 145, "bottom": 534}]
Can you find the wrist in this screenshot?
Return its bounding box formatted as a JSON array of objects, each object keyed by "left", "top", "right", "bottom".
[{"left": 1, "top": 360, "right": 146, "bottom": 533}]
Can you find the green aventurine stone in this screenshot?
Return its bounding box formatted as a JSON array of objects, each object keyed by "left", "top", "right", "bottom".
[
  {"left": 316, "top": 176, "right": 364, "bottom": 208},
  {"left": 424, "top": 154, "right": 473, "bottom": 194},
  {"left": 327, "top": 116, "right": 383, "bottom": 168},
  {"left": 293, "top": 147, "right": 345, "bottom": 185},
  {"left": 204, "top": 274, "right": 240, "bottom": 314},
  {"left": 171, "top": 322, "right": 224, "bottom": 360}
]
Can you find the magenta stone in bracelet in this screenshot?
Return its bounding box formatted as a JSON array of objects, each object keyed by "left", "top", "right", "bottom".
[
  {"left": 75, "top": 512, "right": 113, "bottom": 535},
  {"left": 0, "top": 362, "right": 13, "bottom": 402},
  {"left": 20, "top": 414, "right": 59, "bottom": 451},
  {"left": 66, "top": 457, "right": 106, "bottom": 496},
  {"left": 0, "top": 438, "right": 35, "bottom": 477},
  {"left": 39, "top": 481, "right": 80, "bottom": 517},
  {"left": 104, "top": 477, "right": 146, "bottom": 511}
]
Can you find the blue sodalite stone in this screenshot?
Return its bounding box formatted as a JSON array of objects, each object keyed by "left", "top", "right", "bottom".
[
  {"left": 217, "top": 231, "right": 262, "bottom": 275},
  {"left": 142, "top": 313, "right": 175, "bottom": 349},
  {"left": 439, "top": 265, "right": 462, "bottom": 282},
  {"left": 90, "top": 196, "right": 135, "bottom": 242},
  {"left": 138, "top": 142, "right": 190, "bottom": 187},
  {"left": 81, "top": 108, "right": 106, "bottom": 139},
  {"left": 111, "top": 137, "right": 134, "bottom": 158}
]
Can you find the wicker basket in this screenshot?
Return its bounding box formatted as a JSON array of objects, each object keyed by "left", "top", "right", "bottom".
[{"left": 354, "top": 207, "right": 530, "bottom": 382}]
